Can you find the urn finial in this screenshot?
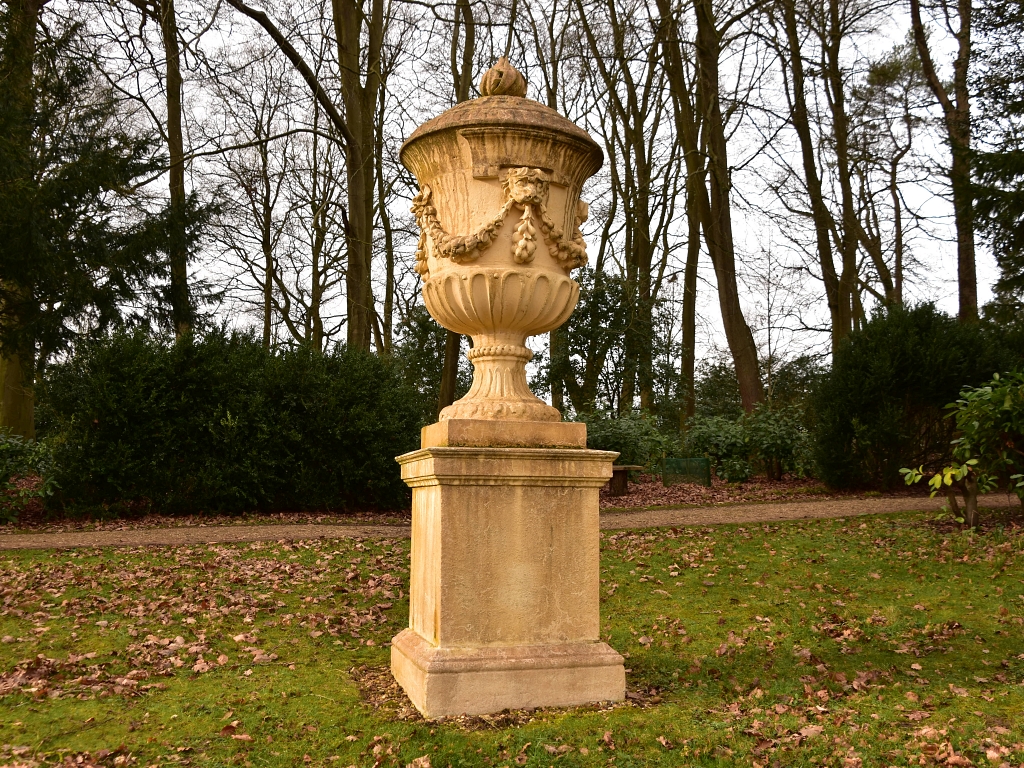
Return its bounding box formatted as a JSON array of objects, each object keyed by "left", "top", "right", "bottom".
[{"left": 479, "top": 57, "right": 527, "bottom": 97}]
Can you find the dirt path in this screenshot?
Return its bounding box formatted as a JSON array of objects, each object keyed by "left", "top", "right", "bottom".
[
  {"left": 0, "top": 494, "right": 1018, "bottom": 551},
  {"left": 599, "top": 493, "right": 1018, "bottom": 530}
]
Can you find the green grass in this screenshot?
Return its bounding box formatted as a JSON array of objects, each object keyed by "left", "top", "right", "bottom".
[{"left": 1, "top": 510, "right": 1023, "bottom": 767}]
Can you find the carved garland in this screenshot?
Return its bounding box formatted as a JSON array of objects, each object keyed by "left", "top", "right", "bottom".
[{"left": 410, "top": 167, "right": 588, "bottom": 278}]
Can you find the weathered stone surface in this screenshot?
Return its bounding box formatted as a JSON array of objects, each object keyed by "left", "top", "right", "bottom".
[
  {"left": 420, "top": 418, "right": 586, "bottom": 449},
  {"left": 392, "top": 59, "right": 623, "bottom": 718},
  {"left": 392, "top": 446, "right": 624, "bottom": 717},
  {"left": 401, "top": 58, "right": 602, "bottom": 423},
  {"left": 391, "top": 629, "right": 625, "bottom": 719}
]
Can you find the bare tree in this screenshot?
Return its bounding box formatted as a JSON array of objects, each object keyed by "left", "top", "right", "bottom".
[
  {"left": 436, "top": 0, "right": 477, "bottom": 416},
  {"left": 576, "top": 0, "right": 684, "bottom": 412},
  {"left": 909, "top": 0, "right": 977, "bottom": 321},
  {"left": 658, "top": 0, "right": 765, "bottom": 412},
  {"left": 655, "top": 1, "right": 702, "bottom": 422},
  {"left": 204, "top": 45, "right": 297, "bottom": 348},
  {"left": 849, "top": 39, "right": 929, "bottom": 307},
  {"left": 225, "top": 0, "right": 389, "bottom": 350},
  {"left": 120, "top": 0, "right": 196, "bottom": 337}
]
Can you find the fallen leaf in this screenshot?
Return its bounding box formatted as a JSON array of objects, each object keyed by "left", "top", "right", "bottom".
[{"left": 656, "top": 735, "right": 674, "bottom": 749}]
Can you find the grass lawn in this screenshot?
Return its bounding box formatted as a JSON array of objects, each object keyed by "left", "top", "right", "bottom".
[{"left": 1, "top": 509, "right": 1022, "bottom": 767}]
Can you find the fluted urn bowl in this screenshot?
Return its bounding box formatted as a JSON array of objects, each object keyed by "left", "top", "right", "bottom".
[{"left": 401, "top": 59, "right": 603, "bottom": 421}]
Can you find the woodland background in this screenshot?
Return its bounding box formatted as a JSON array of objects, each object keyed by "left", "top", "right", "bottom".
[{"left": 1, "top": 0, "right": 1023, "bottom": 513}]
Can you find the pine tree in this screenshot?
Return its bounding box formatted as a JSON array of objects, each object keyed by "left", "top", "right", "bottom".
[
  {"left": 0, "top": 11, "right": 172, "bottom": 437},
  {"left": 974, "top": 0, "right": 1024, "bottom": 314}
]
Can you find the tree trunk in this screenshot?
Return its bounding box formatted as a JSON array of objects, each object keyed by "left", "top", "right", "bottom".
[
  {"left": 779, "top": 0, "right": 843, "bottom": 347},
  {"left": 824, "top": 0, "right": 860, "bottom": 342},
  {"left": 890, "top": 157, "right": 904, "bottom": 305},
  {"left": 910, "top": 0, "right": 977, "bottom": 322},
  {"left": 963, "top": 475, "right": 980, "bottom": 528},
  {"left": 260, "top": 139, "right": 275, "bottom": 350},
  {"left": 0, "top": 352, "right": 34, "bottom": 440},
  {"left": 0, "top": 0, "right": 41, "bottom": 438},
  {"left": 334, "top": 0, "right": 382, "bottom": 351},
  {"left": 375, "top": 83, "right": 395, "bottom": 356},
  {"left": 437, "top": 330, "right": 461, "bottom": 417},
  {"left": 158, "top": 0, "right": 191, "bottom": 338},
  {"left": 680, "top": 199, "right": 700, "bottom": 427},
  {"left": 693, "top": 0, "right": 764, "bottom": 412}
]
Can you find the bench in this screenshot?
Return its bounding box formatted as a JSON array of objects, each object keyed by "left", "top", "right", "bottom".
[{"left": 608, "top": 465, "right": 645, "bottom": 496}]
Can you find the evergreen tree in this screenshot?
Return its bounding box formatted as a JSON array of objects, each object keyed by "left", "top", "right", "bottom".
[
  {"left": 0, "top": 10, "right": 173, "bottom": 437},
  {"left": 974, "top": 0, "right": 1024, "bottom": 311}
]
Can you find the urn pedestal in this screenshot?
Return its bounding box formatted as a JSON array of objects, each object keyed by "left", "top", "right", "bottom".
[
  {"left": 390, "top": 435, "right": 624, "bottom": 718},
  {"left": 391, "top": 59, "right": 625, "bottom": 718}
]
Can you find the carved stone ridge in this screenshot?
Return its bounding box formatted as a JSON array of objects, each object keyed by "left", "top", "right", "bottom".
[{"left": 411, "top": 167, "right": 589, "bottom": 279}]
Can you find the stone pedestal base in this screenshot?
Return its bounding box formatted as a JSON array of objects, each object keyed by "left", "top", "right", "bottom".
[
  {"left": 391, "top": 433, "right": 625, "bottom": 718},
  {"left": 391, "top": 629, "right": 625, "bottom": 718}
]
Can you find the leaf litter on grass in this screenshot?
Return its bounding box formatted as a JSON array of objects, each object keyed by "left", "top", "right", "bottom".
[{"left": 1, "top": 509, "right": 1023, "bottom": 766}]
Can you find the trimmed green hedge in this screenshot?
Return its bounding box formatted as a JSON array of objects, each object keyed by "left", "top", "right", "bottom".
[
  {"left": 812, "top": 304, "right": 1024, "bottom": 490},
  {"left": 37, "top": 331, "right": 421, "bottom": 514}
]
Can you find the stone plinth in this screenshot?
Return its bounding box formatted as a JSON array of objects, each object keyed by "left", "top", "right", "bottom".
[
  {"left": 390, "top": 443, "right": 625, "bottom": 718},
  {"left": 420, "top": 418, "right": 585, "bottom": 449}
]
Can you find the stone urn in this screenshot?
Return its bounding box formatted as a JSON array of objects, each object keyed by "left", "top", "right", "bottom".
[
  {"left": 391, "top": 59, "right": 624, "bottom": 719},
  {"left": 400, "top": 57, "right": 603, "bottom": 423}
]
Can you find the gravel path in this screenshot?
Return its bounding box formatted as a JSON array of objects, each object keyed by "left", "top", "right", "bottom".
[
  {"left": 0, "top": 494, "right": 1018, "bottom": 551},
  {"left": 599, "top": 493, "right": 1018, "bottom": 530}
]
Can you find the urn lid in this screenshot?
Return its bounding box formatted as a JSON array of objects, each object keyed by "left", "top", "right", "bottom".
[{"left": 401, "top": 58, "right": 603, "bottom": 169}]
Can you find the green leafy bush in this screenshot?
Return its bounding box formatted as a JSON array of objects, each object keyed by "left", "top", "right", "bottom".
[
  {"left": 0, "top": 431, "right": 57, "bottom": 523},
  {"left": 948, "top": 371, "right": 1024, "bottom": 496},
  {"left": 686, "top": 415, "right": 747, "bottom": 468},
  {"left": 745, "top": 406, "right": 809, "bottom": 480},
  {"left": 717, "top": 457, "right": 753, "bottom": 484},
  {"left": 580, "top": 412, "right": 675, "bottom": 468},
  {"left": 902, "top": 370, "right": 1024, "bottom": 526},
  {"left": 812, "top": 304, "right": 1024, "bottom": 489},
  {"left": 685, "top": 405, "right": 808, "bottom": 482},
  {"left": 36, "top": 330, "right": 421, "bottom": 514}
]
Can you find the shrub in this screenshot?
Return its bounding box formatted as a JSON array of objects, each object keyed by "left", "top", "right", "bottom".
[
  {"left": 902, "top": 371, "right": 1024, "bottom": 527},
  {"left": 0, "top": 431, "right": 57, "bottom": 523},
  {"left": 686, "top": 405, "right": 808, "bottom": 482},
  {"left": 686, "top": 415, "right": 747, "bottom": 468},
  {"left": 580, "top": 412, "right": 675, "bottom": 468},
  {"left": 744, "top": 406, "right": 809, "bottom": 480},
  {"left": 36, "top": 330, "right": 422, "bottom": 514},
  {"left": 693, "top": 360, "right": 744, "bottom": 419},
  {"left": 812, "top": 304, "right": 1024, "bottom": 490}
]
